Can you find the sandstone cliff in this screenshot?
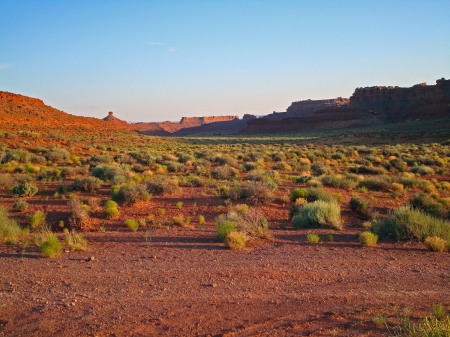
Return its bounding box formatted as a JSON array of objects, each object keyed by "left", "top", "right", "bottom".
[{"left": 242, "top": 78, "right": 450, "bottom": 134}]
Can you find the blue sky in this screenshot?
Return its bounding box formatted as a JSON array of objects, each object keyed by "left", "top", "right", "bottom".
[{"left": 1, "top": 1, "right": 449, "bottom": 122}]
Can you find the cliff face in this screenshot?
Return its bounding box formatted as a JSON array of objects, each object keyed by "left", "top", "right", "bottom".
[
  {"left": 242, "top": 78, "right": 450, "bottom": 134},
  {"left": 286, "top": 97, "right": 350, "bottom": 116},
  {"left": 349, "top": 78, "right": 450, "bottom": 122},
  {"left": 133, "top": 115, "right": 240, "bottom": 135}
]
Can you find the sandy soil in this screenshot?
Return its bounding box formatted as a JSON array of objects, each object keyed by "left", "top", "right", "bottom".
[{"left": 1, "top": 223, "right": 449, "bottom": 336}]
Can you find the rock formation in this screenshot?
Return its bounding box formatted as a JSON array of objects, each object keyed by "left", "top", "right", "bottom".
[
  {"left": 241, "top": 78, "right": 450, "bottom": 134},
  {"left": 103, "top": 111, "right": 127, "bottom": 124}
]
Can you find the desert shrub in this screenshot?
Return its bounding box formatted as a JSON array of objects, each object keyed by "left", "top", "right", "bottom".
[
  {"left": 349, "top": 165, "right": 386, "bottom": 175},
  {"left": 115, "top": 184, "right": 150, "bottom": 204},
  {"left": 307, "top": 233, "right": 320, "bottom": 243},
  {"left": 216, "top": 207, "right": 270, "bottom": 239},
  {"left": 242, "top": 182, "right": 274, "bottom": 205},
  {"left": 404, "top": 316, "right": 450, "bottom": 336},
  {"left": 389, "top": 158, "right": 407, "bottom": 172},
  {"left": 431, "top": 303, "right": 447, "bottom": 321},
  {"left": 90, "top": 154, "right": 113, "bottom": 164},
  {"left": 372, "top": 206, "right": 450, "bottom": 242},
  {"left": 215, "top": 154, "right": 239, "bottom": 167},
  {"left": 61, "top": 166, "right": 88, "bottom": 178},
  {"left": 29, "top": 211, "right": 46, "bottom": 231},
  {"left": 226, "top": 185, "right": 245, "bottom": 200},
  {"left": 360, "top": 176, "right": 391, "bottom": 191},
  {"left": 64, "top": 231, "right": 88, "bottom": 251},
  {"left": 104, "top": 200, "right": 120, "bottom": 219},
  {"left": 39, "top": 233, "right": 61, "bottom": 258},
  {"left": 111, "top": 175, "right": 127, "bottom": 186},
  {"left": 358, "top": 231, "right": 378, "bottom": 246},
  {"left": 290, "top": 188, "right": 309, "bottom": 201},
  {"left": 166, "top": 161, "right": 186, "bottom": 173},
  {"left": 400, "top": 174, "right": 422, "bottom": 188},
  {"left": 425, "top": 236, "right": 447, "bottom": 252},
  {"left": 350, "top": 195, "right": 371, "bottom": 216},
  {"left": 125, "top": 219, "right": 139, "bottom": 232},
  {"left": 295, "top": 175, "right": 313, "bottom": 183},
  {"left": 12, "top": 200, "right": 29, "bottom": 212},
  {"left": 242, "top": 162, "right": 257, "bottom": 171},
  {"left": 311, "top": 162, "right": 329, "bottom": 175},
  {"left": 292, "top": 200, "right": 342, "bottom": 230},
  {"left": 211, "top": 166, "right": 238, "bottom": 180},
  {"left": 306, "top": 187, "right": 337, "bottom": 202},
  {"left": 132, "top": 163, "right": 148, "bottom": 173},
  {"left": 67, "top": 199, "right": 90, "bottom": 228},
  {"left": 321, "top": 175, "right": 358, "bottom": 190},
  {"left": 186, "top": 175, "right": 205, "bottom": 187},
  {"left": 0, "top": 206, "right": 21, "bottom": 241},
  {"left": 72, "top": 177, "right": 102, "bottom": 193},
  {"left": 146, "top": 176, "right": 178, "bottom": 195},
  {"left": 1, "top": 149, "right": 31, "bottom": 163},
  {"left": 411, "top": 165, "right": 435, "bottom": 176},
  {"left": 45, "top": 148, "right": 70, "bottom": 162},
  {"left": 410, "top": 193, "right": 445, "bottom": 217},
  {"left": 177, "top": 152, "right": 195, "bottom": 163},
  {"left": 225, "top": 232, "right": 247, "bottom": 250},
  {"left": 172, "top": 214, "right": 190, "bottom": 227},
  {"left": 272, "top": 161, "right": 291, "bottom": 171},
  {"left": 217, "top": 221, "right": 236, "bottom": 240},
  {"left": 12, "top": 183, "right": 38, "bottom": 197}
]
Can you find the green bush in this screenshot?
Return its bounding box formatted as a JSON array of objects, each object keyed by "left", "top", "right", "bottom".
[
  {"left": 358, "top": 231, "right": 378, "bottom": 246},
  {"left": 411, "top": 165, "right": 435, "bottom": 176},
  {"left": 321, "top": 175, "right": 357, "bottom": 190},
  {"left": 216, "top": 206, "right": 270, "bottom": 240},
  {"left": 410, "top": 193, "right": 444, "bottom": 217},
  {"left": 40, "top": 233, "right": 62, "bottom": 258},
  {"left": 216, "top": 220, "right": 236, "bottom": 240},
  {"left": 72, "top": 177, "right": 102, "bottom": 193},
  {"left": 293, "top": 200, "right": 342, "bottom": 230},
  {"left": 12, "top": 183, "right": 38, "bottom": 197},
  {"left": 29, "top": 211, "right": 46, "bottom": 231},
  {"left": 360, "top": 176, "right": 392, "bottom": 191},
  {"left": 350, "top": 195, "right": 371, "bottom": 216},
  {"left": 104, "top": 200, "right": 120, "bottom": 219},
  {"left": 372, "top": 206, "right": 450, "bottom": 242},
  {"left": 125, "top": 219, "right": 139, "bottom": 232},
  {"left": 306, "top": 187, "right": 337, "bottom": 202},
  {"left": 311, "top": 162, "right": 329, "bottom": 175},
  {"left": 290, "top": 188, "right": 309, "bottom": 201},
  {"left": 0, "top": 206, "right": 21, "bottom": 241},
  {"left": 115, "top": 184, "right": 150, "bottom": 204},
  {"left": 307, "top": 233, "right": 320, "bottom": 243},
  {"left": 225, "top": 232, "right": 247, "bottom": 250},
  {"left": 186, "top": 175, "right": 205, "bottom": 187}
]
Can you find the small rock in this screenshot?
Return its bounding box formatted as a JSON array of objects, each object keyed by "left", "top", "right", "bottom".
[{"left": 86, "top": 256, "right": 94, "bottom": 262}]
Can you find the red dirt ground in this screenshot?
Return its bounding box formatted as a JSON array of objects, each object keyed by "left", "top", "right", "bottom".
[{"left": 1, "top": 226, "right": 448, "bottom": 336}]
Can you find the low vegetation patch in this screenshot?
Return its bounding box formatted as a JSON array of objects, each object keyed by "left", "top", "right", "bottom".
[{"left": 293, "top": 200, "right": 342, "bottom": 230}]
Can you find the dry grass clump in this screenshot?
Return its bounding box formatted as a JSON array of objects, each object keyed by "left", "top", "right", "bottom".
[{"left": 424, "top": 236, "right": 447, "bottom": 252}]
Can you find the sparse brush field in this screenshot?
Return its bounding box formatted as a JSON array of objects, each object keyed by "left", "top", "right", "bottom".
[{"left": 0, "top": 131, "right": 449, "bottom": 336}]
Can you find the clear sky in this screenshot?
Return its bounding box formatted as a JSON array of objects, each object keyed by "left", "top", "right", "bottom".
[{"left": 1, "top": 1, "right": 449, "bottom": 122}]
